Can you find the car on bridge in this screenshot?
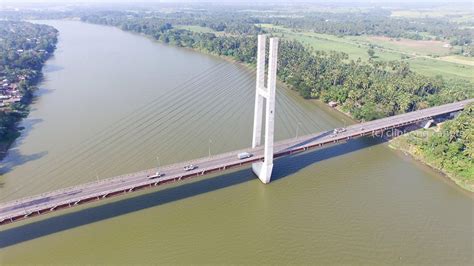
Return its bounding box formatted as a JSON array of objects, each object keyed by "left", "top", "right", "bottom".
[
  {"left": 333, "top": 127, "right": 347, "bottom": 134},
  {"left": 147, "top": 172, "right": 164, "bottom": 179},
  {"left": 184, "top": 164, "right": 197, "bottom": 171}
]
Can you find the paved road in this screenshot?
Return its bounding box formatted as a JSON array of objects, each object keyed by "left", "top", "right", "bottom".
[{"left": 1, "top": 99, "right": 472, "bottom": 225}]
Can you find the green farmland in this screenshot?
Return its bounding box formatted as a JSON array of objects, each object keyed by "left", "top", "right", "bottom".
[{"left": 259, "top": 24, "right": 474, "bottom": 82}]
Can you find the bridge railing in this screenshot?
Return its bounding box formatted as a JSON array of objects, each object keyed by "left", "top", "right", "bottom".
[{"left": 1, "top": 99, "right": 472, "bottom": 223}]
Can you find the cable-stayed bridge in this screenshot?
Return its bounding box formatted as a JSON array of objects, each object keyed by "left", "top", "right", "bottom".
[
  {"left": 0, "top": 35, "right": 472, "bottom": 226},
  {"left": 0, "top": 98, "right": 471, "bottom": 226}
]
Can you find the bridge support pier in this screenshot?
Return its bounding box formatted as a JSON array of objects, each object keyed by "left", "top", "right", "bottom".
[{"left": 251, "top": 35, "right": 279, "bottom": 184}]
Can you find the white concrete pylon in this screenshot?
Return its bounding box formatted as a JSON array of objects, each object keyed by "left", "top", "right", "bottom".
[
  {"left": 252, "top": 35, "right": 266, "bottom": 149},
  {"left": 251, "top": 35, "right": 279, "bottom": 184}
]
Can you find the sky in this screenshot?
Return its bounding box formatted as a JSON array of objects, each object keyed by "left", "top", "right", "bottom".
[
  {"left": 2, "top": 0, "right": 472, "bottom": 10},
  {"left": 3, "top": 0, "right": 472, "bottom": 3}
]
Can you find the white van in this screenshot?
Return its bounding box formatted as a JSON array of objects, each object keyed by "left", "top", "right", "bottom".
[{"left": 237, "top": 152, "right": 252, "bottom": 160}]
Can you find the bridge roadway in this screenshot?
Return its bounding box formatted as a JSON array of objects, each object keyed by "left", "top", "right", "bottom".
[{"left": 1, "top": 99, "right": 472, "bottom": 225}]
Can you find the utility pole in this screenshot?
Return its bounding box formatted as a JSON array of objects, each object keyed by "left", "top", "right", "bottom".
[
  {"left": 208, "top": 139, "right": 212, "bottom": 158},
  {"left": 295, "top": 121, "right": 301, "bottom": 139},
  {"left": 156, "top": 156, "right": 161, "bottom": 173},
  {"left": 92, "top": 162, "right": 99, "bottom": 182}
]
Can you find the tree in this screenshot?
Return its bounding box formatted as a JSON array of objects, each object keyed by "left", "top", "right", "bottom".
[{"left": 367, "top": 48, "right": 375, "bottom": 58}]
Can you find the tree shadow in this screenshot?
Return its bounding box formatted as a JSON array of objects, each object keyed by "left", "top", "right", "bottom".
[
  {"left": 0, "top": 149, "right": 48, "bottom": 175},
  {"left": 31, "top": 86, "right": 55, "bottom": 101},
  {"left": 42, "top": 64, "right": 63, "bottom": 74},
  {"left": 0, "top": 118, "right": 47, "bottom": 174},
  {"left": 0, "top": 136, "right": 385, "bottom": 248},
  {"left": 31, "top": 70, "right": 57, "bottom": 101}
]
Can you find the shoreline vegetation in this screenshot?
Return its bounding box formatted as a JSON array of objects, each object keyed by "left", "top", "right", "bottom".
[
  {"left": 77, "top": 14, "right": 473, "bottom": 191},
  {"left": 389, "top": 104, "right": 474, "bottom": 192},
  {"left": 1, "top": 6, "right": 471, "bottom": 191},
  {"left": 0, "top": 21, "right": 58, "bottom": 162},
  {"left": 79, "top": 13, "right": 474, "bottom": 119}
]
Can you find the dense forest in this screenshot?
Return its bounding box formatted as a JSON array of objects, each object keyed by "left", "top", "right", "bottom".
[
  {"left": 262, "top": 11, "right": 473, "bottom": 44},
  {"left": 0, "top": 21, "right": 58, "bottom": 148},
  {"left": 81, "top": 12, "right": 474, "bottom": 121}
]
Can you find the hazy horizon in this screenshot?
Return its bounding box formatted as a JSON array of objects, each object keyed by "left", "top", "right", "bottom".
[{"left": 2, "top": 0, "right": 473, "bottom": 4}]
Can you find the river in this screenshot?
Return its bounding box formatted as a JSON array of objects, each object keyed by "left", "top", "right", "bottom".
[{"left": 0, "top": 20, "right": 472, "bottom": 264}]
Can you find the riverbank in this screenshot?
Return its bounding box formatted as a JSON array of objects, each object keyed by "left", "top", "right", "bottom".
[
  {"left": 171, "top": 29, "right": 474, "bottom": 193},
  {"left": 0, "top": 21, "right": 58, "bottom": 164},
  {"left": 389, "top": 121, "right": 474, "bottom": 193},
  {"left": 48, "top": 19, "right": 470, "bottom": 192},
  {"left": 0, "top": 141, "right": 13, "bottom": 161},
  {"left": 107, "top": 21, "right": 474, "bottom": 191},
  {"left": 1, "top": 19, "right": 473, "bottom": 265}
]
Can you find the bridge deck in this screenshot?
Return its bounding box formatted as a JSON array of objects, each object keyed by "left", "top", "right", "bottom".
[{"left": 1, "top": 99, "right": 472, "bottom": 225}]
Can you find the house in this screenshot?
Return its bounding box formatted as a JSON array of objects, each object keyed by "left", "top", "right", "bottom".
[
  {"left": 10, "top": 90, "right": 20, "bottom": 97},
  {"left": 4, "top": 97, "right": 21, "bottom": 104},
  {"left": 328, "top": 101, "right": 338, "bottom": 108}
]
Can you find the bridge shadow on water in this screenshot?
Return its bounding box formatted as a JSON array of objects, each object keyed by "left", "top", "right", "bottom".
[{"left": 0, "top": 137, "right": 385, "bottom": 248}]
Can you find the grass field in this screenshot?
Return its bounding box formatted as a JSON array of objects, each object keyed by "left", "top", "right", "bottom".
[
  {"left": 389, "top": 6, "right": 474, "bottom": 25},
  {"left": 408, "top": 57, "right": 474, "bottom": 81},
  {"left": 177, "top": 23, "right": 473, "bottom": 82},
  {"left": 260, "top": 24, "right": 403, "bottom": 61},
  {"left": 347, "top": 35, "right": 452, "bottom": 57},
  {"left": 390, "top": 6, "right": 473, "bottom": 19},
  {"left": 439, "top": 55, "right": 474, "bottom": 66},
  {"left": 259, "top": 24, "right": 474, "bottom": 82}
]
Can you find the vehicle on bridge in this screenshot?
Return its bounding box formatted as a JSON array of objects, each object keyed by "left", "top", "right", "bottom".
[
  {"left": 237, "top": 152, "right": 253, "bottom": 160},
  {"left": 147, "top": 172, "right": 164, "bottom": 179},
  {"left": 1, "top": 99, "right": 471, "bottom": 226},
  {"left": 333, "top": 127, "right": 347, "bottom": 134},
  {"left": 184, "top": 164, "right": 197, "bottom": 171}
]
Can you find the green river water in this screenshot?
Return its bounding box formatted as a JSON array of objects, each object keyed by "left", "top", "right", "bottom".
[{"left": 0, "top": 20, "right": 472, "bottom": 264}]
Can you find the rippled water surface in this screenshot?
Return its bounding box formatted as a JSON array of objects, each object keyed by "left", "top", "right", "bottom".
[{"left": 0, "top": 21, "right": 472, "bottom": 264}]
